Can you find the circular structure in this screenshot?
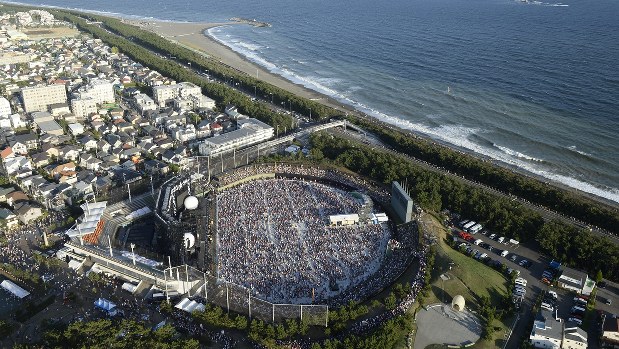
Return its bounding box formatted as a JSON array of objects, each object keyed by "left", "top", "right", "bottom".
[
  {"left": 183, "top": 233, "right": 196, "bottom": 249},
  {"left": 415, "top": 304, "right": 482, "bottom": 348},
  {"left": 216, "top": 178, "right": 391, "bottom": 304},
  {"left": 183, "top": 195, "right": 199, "bottom": 210},
  {"left": 452, "top": 294, "right": 465, "bottom": 311}
]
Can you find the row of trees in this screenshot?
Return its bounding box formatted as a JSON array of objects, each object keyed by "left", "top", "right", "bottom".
[
  {"left": 41, "top": 319, "right": 199, "bottom": 349},
  {"left": 310, "top": 133, "right": 619, "bottom": 281},
  {"left": 346, "top": 117, "right": 619, "bottom": 234}
]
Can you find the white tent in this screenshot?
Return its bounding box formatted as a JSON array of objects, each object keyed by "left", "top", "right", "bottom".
[
  {"left": 122, "top": 282, "right": 137, "bottom": 293},
  {"left": 174, "top": 297, "right": 205, "bottom": 314},
  {"left": 94, "top": 298, "right": 118, "bottom": 316},
  {"left": 1, "top": 280, "right": 30, "bottom": 298},
  {"left": 68, "top": 259, "right": 82, "bottom": 270}
]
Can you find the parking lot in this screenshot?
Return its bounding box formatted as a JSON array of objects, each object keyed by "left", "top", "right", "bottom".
[{"left": 451, "top": 219, "right": 619, "bottom": 349}]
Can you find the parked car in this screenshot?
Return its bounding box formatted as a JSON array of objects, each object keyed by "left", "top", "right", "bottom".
[
  {"left": 568, "top": 317, "right": 583, "bottom": 325},
  {"left": 489, "top": 233, "right": 497, "bottom": 240},
  {"left": 515, "top": 278, "right": 527, "bottom": 287},
  {"left": 510, "top": 255, "right": 518, "bottom": 262},
  {"left": 606, "top": 298, "right": 612, "bottom": 305},
  {"left": 598, "top": 281, "right": 607, "bottom": 288},
  {"left": 500, "top": 250, "right": 509, "bottom": 257}
]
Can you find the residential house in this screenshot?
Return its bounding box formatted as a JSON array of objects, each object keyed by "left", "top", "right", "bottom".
[
  {"left": 3, "top": 156, "right": 33, "bottom": 176},
  {"left": 14, "top": 202, "right": 43, "bottom": 224},
  {"left": 562, "top": 326, "right": 587, "bottom": 349},
  {"left": 6, "top": 190, "right": 28, "bottom": 207},
  {"left": 0, "top": 208, "right": 19, "bottom": 229},
  {"left": 96, "top": 140, "right": 111, "bottom": 153},
  {"left": 78, "top": 135, "right": 98, "bottom": 151},
  {"left": 0, "top": 147, "right": 15, "bottom": 161},
  {"left": 50, "top": 162, "right": 77, "bottom": 178},
  {"left": 80, "top": 153, "right": 102, "bottom": 171},
  {"left": 13, "top": 133, "right": 39, "bottom": 150},
  {"left": 8, "top": 139, "right": 28, "bottom": 155},
  {"left": 0, "top": 186, "right": 15, "bottom": 203},
  {"left": 144, "top": 159, "right": 169, "bottom": 175},
  {"left": 59, "top": 145, "right": 80, "bottom": 162},
  {"left": 42, "top": 143, "right": 60, "bottom": 158},
  {"left": 30, "top": 152, "right": 51, "bottom": 167}
]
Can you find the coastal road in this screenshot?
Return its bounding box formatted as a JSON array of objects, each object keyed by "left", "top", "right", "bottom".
[{"left": 331, "top": 127, "right": 619, "bottom": 244}]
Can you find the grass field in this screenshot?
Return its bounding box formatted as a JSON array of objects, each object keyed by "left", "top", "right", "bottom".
[{"left": 420, "top": 213, "right": 508, "bottom": 309}]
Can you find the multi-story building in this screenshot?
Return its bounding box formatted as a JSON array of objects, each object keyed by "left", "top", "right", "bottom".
[
  {"left": 71, "top": 97, "right": 98, "bottom": 120},
  {"left": 530, "top": 310, "right": 563, "bottom": 349},
  {"left": 75, "top": 79, "right": 114, "bottom": 105},
  {"left": 198, "top": 118, "right": 274, "bottom": 156},
  {"left": 0, "top": 97, "right": 11, "bottom": 117},
  {"left": 153, "top": 82, "right": 202, "bottom": 107},
  {"left": 20, "top": 84, "right": 67, "bottom": 113},
  {"left": 562, "top": 326, "right": 587, "bottom": 349}
]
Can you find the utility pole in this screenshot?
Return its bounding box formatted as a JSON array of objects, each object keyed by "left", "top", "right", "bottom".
[{"left": 130, "top": 243, "right": 136, "bottom": 265}]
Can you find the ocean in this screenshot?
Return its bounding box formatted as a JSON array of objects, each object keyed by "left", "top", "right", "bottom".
[{"left": 9, "top": 0, "right": 619, "bottom": 203}]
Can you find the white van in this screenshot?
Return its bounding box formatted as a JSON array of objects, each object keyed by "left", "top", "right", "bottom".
[
  {"left": 500, "top": 250, "right": 509, "bottom": 258},
  {"left": 515, "top": 278, "right": 528, "bottom": 287}
]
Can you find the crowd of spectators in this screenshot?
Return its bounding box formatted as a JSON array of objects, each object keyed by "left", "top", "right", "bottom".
[{"left": 216, "top": 178, "right": 391, "bottom": 304}]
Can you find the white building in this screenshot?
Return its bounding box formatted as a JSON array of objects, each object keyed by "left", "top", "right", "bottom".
[
  {"left": 75, "top": 79, "right": 114, "bottom": 105},
  {"left": 133, "top": 93, "right": 156, "bottom": 113},
  {"left": 9, "top": 114, "right": 26, "bottom": 129},
  {"left": 0, "top": 97, "right": 11, "bottom": 117},
  {"left": 153, "top": 82, "right": 203, "bottom": 107},
  {"left": 198, "top": 118, "right": 273, "bottom": 156},
  {"left": 172, "top": 124, "right": 197, "bottom": 143},
  {"left": 562, "top": 326, "right": 587, "bottom": 349},
  {"left": 20, "top": 84, "right": 67, "bottom": 113},
  {"left": 530, "top": 310, "right": 563, "bottom": 349},
  {"left": 71, "top": 97, "right": 98, "bottom": 120}
]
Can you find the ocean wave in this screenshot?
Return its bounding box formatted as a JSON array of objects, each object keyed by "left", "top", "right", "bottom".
[
  {"left": 567, "top": 145, "right": 592, "bottom": 157},
  {"left": 232, "top": 41, "right": 262, "bottom": 52},
  {"left": 494, "top": 144, "right": 544, "bottom": 162},
  {"left": 205, "top": 27, "right": 619, "bottom": 203}
]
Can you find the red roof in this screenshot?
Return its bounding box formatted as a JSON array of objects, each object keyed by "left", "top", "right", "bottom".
[
  {"left": 211, "top": 122, "right": 222, "bottom": 129},
  {"left": 0, "top": 147, "right": 13, "bottom": 159}
]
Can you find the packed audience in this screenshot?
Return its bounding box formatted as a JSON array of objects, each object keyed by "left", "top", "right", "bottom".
[{"left": 216, "top": 178, "right": 391, "bottom": 303}]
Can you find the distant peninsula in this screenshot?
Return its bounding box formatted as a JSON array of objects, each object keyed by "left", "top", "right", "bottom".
[{"left": 230, "top": 17, "right": 271, "bottom": 27}]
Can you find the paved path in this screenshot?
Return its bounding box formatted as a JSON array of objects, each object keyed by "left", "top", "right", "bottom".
[{"left": 415, "top": 303, "right": 481, "bottom": 349}]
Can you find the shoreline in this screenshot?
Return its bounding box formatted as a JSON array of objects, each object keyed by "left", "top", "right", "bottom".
[
  {"left": 129, "top": 19, "right": 619, "bottom": 208},
  {"left": 127, "top": 20, "right": 355, "bottom": 114}
]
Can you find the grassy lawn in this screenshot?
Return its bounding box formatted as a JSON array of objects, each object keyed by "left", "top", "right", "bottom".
[
  {"left": 414, "top": 213, "right": 511, "bottom": 349},
  {"left": 420, "top": 213, "right": 508, "bottom": 309}
]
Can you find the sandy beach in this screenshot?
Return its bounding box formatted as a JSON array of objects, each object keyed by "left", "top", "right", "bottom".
[{"left": 128, "top": 20, "right": 350, "bottom": 113}]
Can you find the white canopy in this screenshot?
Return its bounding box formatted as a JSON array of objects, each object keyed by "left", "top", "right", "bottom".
[
  {"left": 1, "top": 279, "right": 30, "bottom": 298},
  {"left": 65, "top": 201, "right": 107, "bottom": 237},
  {"left": 122, "top": 282, "right": 137, "bottom": 293},
  {"left": 94, "top": 297, "right": 117, "bottom": 315},
  {"left": 68, "top": 259, "right": 82, "bottom": 270},
  {"left": 174, "top": 297, "right": 205, "bottom": 313}
]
